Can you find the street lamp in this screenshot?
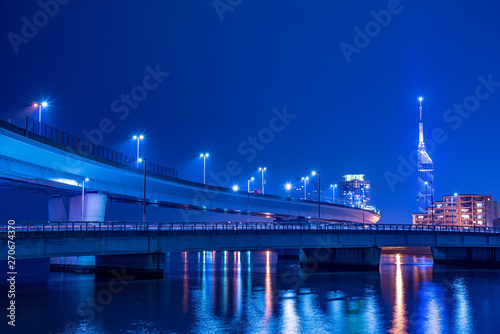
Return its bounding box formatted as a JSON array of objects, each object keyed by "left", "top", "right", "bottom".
[
  {"left": 34, "top": 101, "right": 48, "bottom": 135},
  {"left": 330, "top": 184, "right": 337, "bottom": 204},
  {"left": 138, "top": 158, "right": 147, "bottom": 222},
  {"left": 451, "top": 192, "right": 458, "bottom": 227},
  {"left": 133, "top": 135, "right": 144, "bottom": 167},
  {"left": 247, "top": 178, "right": 254, "bottom": 222},
  {"left": 232, "top": 184, "right": 239, "bottom": 192},
  {"left": 200, "top": 153, "right": 209, "bottom": 184},
  {"left": 258, "top": 167, "right": 266, "bottom": 194},
  {"left": 285, "top": 182, "right": 292, "bottom": 199},
  {"left": 81, "top": 178, "right": 89, "bottom": 221},
  {"left": 312, "top": 171, "right": 320, "bottom": 222},
  {"left": 301, "top": 176, "right": 309, "bottom": 199},
  {"left": 247, "top": 177, "right": 254, "bottom": 192}
]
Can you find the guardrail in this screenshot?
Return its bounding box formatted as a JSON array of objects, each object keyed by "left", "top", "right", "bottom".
[
  {"left": 1, "top": 222, "right": 499, "bottom": 234},
  {"left": 25, "top": 117, "right": 178, "bottom": 178}
]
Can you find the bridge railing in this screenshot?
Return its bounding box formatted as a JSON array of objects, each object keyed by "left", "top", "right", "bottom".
[
  {"left": 25, "top": 117, "right": 178, "bottom": 179},
  {"left": 2, "top": 222, "right": 500, "bottom": 234}
]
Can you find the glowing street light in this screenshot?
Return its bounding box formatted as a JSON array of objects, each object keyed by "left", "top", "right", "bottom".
[
  {"left": 301, "top": 176, "right": 309, "bottom": 199},
  {"left": 81, "top": 178, "right": 90, "bottom": 221},
  {"left": 418, "top": 96, "right": 423, "bottom": 102},
  {"left": 200, "top": 153, "right": 209, "bottom": 184},
  {"left": 451, "top": 192, "right": 458, "bottom": 227},
  {"left": 133, "top": 135, "right": 144, "bottom": 167},
  {"left": 232, "top": 184, "right": 239, "bottom": 192},
  {"left": 285, "top": 182, "right": 292, "bottom": 198},
  {"left": 311, "top": 170, "right": 320, "bottom": 221},
  {"left": 247, "top": 178, "right": 255, "bottom": 222},
  {"left": 330, "top": 184, "right": 337, "bottom": 204},
  {"left": 247, "top": 177, "right": 254, "bottom": 192},
  {"left": 34, "top": 101, "right": 48, "bottom": 135},
  {"left": 258, "top": 167, "right": 266, "bottom": 194}
]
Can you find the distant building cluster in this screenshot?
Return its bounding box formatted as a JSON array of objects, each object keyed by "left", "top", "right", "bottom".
[
  {"left": 290, "top": 173, "right": 377, "bottom": 212},
  {"left": 291, "top": 177, "right": 327, "bottom": 202},
  {"left": 413, "top": 194, "right": 499, "bottom": 227}
]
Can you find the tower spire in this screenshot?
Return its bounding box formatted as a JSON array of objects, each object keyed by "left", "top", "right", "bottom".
[{"left": 418, "top": 97, "right": 424, "bottom": 150}]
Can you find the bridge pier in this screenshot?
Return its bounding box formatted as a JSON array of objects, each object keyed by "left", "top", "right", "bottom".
[
  {"left": 49, "top": 193, "right": 107, "bottom": 272},
  {"left": 95, "top": 253, "right": 166, "bottom": 279},
  {"left": 431, "top": 247, "right": 500, "bottom": 268},
  {"left": 300, "top": 247, "right": 381, "bottom": 272}
]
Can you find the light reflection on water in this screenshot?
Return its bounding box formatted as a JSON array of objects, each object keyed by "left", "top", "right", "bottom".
[{"left": 6, "top": 251, "right": 500, "bottom": 333}]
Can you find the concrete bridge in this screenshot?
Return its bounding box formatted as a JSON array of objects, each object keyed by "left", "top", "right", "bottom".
[{"left": 3, "top": 222, "right": 500, "bottom": 278}]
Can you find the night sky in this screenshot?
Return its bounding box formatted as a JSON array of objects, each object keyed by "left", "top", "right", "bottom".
[{"left": 1, "top": 0, "right": 499, "bottom": 223}]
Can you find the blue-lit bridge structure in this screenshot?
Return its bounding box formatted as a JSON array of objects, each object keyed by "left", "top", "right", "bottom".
[
  {"left": 2, "top": 222, "right": 500, "bottom": 278},
  {"left": 0, "top": 117, "right": 379, "bottom": 224}
]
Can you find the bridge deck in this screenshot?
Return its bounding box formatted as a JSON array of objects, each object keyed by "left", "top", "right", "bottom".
[{"left": 3, "top": 223, "right": 500, "bottom": 260}]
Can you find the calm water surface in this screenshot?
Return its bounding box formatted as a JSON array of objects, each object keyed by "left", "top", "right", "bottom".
[{"left": 5, "top": 252, "right": 500, "bottom": 333}]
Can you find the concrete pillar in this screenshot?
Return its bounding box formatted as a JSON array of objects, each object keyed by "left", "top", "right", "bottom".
[
  {"left": 95, "top": 253, "right": 166, "bottom": 279},
  {"left": 50, "top": 193, "right": 106, "bottom": 272},
  {"left": 300, "top": 247, "right": 381, "bottom": 272},
  {"left": 432, "top": 247, "right": 500, "bottom": 268},
  {"left": 48, "top": 196, "right": 68, "bottom": 221},
  {"left": 69, "top": 192, "right": 107, "bottom": 221}
]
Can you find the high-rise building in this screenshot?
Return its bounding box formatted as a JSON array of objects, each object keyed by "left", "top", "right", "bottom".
[
  {"left": 412, "top": 194, "right": 499, "bottom": 227},
  {"left": 417, "top": 97, "right": 435, "bottom": 213},
  {"left": 338, "top": 174, "right": 371, "bottom": 208}
]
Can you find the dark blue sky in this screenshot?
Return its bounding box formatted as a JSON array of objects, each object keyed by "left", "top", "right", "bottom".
[{"left": 1, "top": 0, "right": 500, "bottom": 223}]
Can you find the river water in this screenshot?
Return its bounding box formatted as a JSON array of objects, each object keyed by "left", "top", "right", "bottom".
[{"left": 4, "top": 252, "right": 500, "bottom": 333}]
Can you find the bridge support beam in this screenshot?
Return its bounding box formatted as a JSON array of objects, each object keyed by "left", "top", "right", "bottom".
[
  {"left": 68, "top": 193, "right": 107, "bottom": 221},
  {"left": 49, "top": 193, "right": 107, "bottom": 272},
  {"left": 95, "top": 253, "right": 166, "bottom": 279},
  {"left": 300, "top": 247, "right": 381, "bottom": 272},
  {"left": 431, "top": 247, "right": 500, "bottom": 268}
]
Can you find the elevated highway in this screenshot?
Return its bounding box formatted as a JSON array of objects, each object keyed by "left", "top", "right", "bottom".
[{"left": 0, "top": 118, "right": 380, "bottom": 223}]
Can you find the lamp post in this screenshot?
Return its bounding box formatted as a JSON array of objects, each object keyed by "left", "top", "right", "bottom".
[
  {"left": 81, "top": 178, "right": 89, "bottom": 221},
  {"left": 285, "top": 182, "right": 292, "bottom": 198},
  {"left": 330, "top": 184, "right": 337, "bottom": 204},
  {"left": 247, "top": 177, "right": 254, "bottom": 193},
  {"left": 312, "top": 171, "right": 320, "bottom": 222},
  {"left": 200, "top": 153, "right": 209, "bottom": 184},
  {"left": 138, "top": 158, "right": 146, "bottom": 222},
  {"left": 258, "top": 167, "right": 266, "bottom": 194},
  {"left": 34, "top": 101, "right": 48, "bottom": 135},
  {"left": 133, "top": 135, "right": 144, "bottom": 167},
  {"left": 451, "top": 192, "right": 458, "bottom": 227},
  {"left": 301, "top": 176, "right": 309, "bottom": 200},
  {"left": 247, "top": 177, "right": 254, "bottom": 221}
]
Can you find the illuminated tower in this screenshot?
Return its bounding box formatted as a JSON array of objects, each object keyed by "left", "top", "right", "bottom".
[{"left": 417, "top": 97, "right": 434, "bottom": 213}]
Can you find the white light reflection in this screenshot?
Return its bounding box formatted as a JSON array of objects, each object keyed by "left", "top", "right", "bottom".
[
  {"left": 453, "top": 277, "right": 473, "bottom": 333},
  {"left": 389, "top": 254, "right": 407, "bottom": 334},
  {"left": 281, "top": 296, "right": 299, "bottom": 334}
]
